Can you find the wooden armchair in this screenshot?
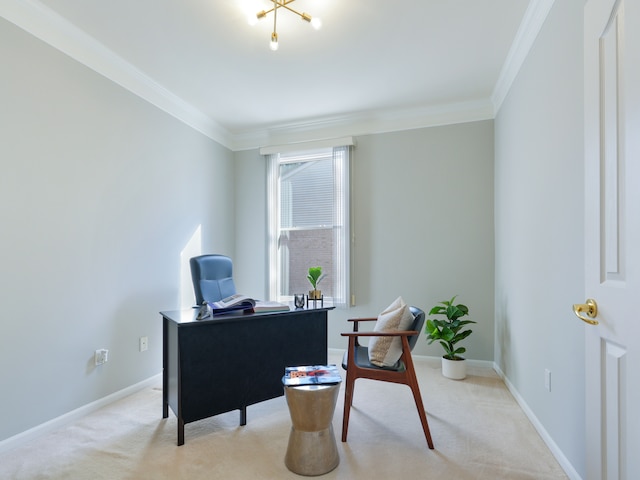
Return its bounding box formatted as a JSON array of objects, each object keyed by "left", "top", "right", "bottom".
[{"left": 340, "top": 306, "right": 434, "bottom": 449}]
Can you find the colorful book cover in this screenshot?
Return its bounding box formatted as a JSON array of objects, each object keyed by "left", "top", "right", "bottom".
[{"left": 283, "top": 364, "right": 342, "bottom": 386}]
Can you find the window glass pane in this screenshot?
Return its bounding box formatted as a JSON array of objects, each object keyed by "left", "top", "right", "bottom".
[
  {"left": 278, "top": 153, "right": 334, "bottom": 297},
  {"left": 280, "top": 157, "right": 333, "bottom": 228},
  {"left": 278, "top": 229, "right": 334, "bottom": 297}
]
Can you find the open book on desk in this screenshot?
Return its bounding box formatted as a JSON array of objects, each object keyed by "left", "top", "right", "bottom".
[{"left": 197, "top": 294, "right": 289, "bottom": 319}]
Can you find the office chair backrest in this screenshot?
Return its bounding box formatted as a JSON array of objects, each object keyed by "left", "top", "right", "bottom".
[
  {"left": 408, "top": 306, "right": 426, "bottom": 351},
  {"left": 189, "top": 254, "right": 237, "bottom": 305}
]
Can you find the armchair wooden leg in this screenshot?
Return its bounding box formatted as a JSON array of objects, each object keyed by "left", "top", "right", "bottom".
[
  {"left": 341, "top": 375, "right": 355, "bottom": 442},
  {"left": 405, "top": 364, "right": 434, "bottom": 449}
]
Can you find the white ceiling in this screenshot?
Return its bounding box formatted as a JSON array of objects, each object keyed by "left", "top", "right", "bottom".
[{"left": 2, "top": 0, "right": 543, "bottom": 150}]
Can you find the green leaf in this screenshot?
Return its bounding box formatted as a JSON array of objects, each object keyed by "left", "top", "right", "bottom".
[
  {"left": 456, "top": 320, "right": 476, "bottom": 327},
  {"left": 307, "top": 266, "right": 322, "bottom": 288},
  {"left": 452, "top": 330, "right": 473, "bottom": 343},
  {"left": 456, "top": 304, "right": 469, "bottom": 315},
  {"left": 441, "top": 327, "right": 455, "bottom": 342},
  {"left": 425, "top": 319, "right": 437, "bottom": 334}
]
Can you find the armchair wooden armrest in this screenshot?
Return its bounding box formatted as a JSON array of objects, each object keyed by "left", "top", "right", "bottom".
[
  {"left": 344, "top": 317, "right": 378, "bottom": 346},
  {"left": 347, "top": 317, "right": 377, "bottom": 331},
  {"left": 341, "top": 330, "right": 419, "bottom": 338}
]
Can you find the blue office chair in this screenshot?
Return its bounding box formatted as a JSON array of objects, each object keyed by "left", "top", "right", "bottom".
[{"left": 189, "top": 254, "right": 237, "bottom": 305}]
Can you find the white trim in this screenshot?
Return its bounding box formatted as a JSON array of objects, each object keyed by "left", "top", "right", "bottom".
[
  {"left": 0, "top": 374, "right": 161, "bottom": 455},
  {"left": 259, "top": 136, "right": 355, "bottom": 155},
  {"left": 241, "top": 100, "right": 493, "bottom": 152},
  {"left": 493, "top": 363, "right": 582, "bottom": 480},
  {"left": 492, "top": 0, "right": 556, "bottom": 111}
]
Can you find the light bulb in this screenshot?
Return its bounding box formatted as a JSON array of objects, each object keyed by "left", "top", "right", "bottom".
[
  {"left": 270, "top": 32, "right": 279, "bottom": 51},
  {"left": 311, "top": 17, "right": 322, "bottom": 30}
]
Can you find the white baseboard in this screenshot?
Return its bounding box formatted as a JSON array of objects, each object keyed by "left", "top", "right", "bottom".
[
  {"left": 0, "top": 373, "right": 162, "bottom": 455},
  {"left": 492, "top": 363, "right": 583, "bottom": 480}
]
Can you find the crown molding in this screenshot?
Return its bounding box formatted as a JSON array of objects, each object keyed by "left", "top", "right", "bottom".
[
  {"left": 491, "top": 0, "right": 556, "bottom": 111},
  {"left": 230, "top": 99, "right": 495, "bottom": 151},
  {"left": 0, "top": 0, "right": 232, "bottom": 148}
]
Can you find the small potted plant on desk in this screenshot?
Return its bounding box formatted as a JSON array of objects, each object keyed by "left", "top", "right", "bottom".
[
  {"left": 425, "top": 295, "right": 475, "bottom": 380},
  {"left": 307, "top": 266, "right": 324, "bottom": 301}
]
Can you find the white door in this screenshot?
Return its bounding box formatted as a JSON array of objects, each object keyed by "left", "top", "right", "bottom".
[{"left": 582, "top": 0, "right": 640, "bottom": 478}]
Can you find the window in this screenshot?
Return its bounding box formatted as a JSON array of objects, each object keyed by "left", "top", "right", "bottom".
[{"left": 266, "top": 144, "right": 351, "bottom": 307}]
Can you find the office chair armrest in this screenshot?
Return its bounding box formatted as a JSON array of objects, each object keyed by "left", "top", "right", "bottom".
[{"left": 341, "top": 330, "right": 419, "bottom": 338}]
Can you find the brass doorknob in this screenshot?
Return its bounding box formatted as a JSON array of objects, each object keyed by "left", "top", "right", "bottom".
[{"left": 573, "top": 299, "right": 599, "bottom": 325}]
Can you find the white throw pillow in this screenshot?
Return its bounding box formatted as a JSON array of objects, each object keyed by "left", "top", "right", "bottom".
[{"left": 368, "top": 297, "right": 414, "bottom": 367}]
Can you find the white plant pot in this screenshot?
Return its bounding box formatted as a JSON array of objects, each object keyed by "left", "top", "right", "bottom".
[{"left": 441, "top": 357, "right": 466, "bottom": 380}]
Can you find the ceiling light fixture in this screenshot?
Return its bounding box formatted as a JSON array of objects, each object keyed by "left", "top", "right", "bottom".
[{"left": 251, "top": 1, "right": 321, "bottom": 51}]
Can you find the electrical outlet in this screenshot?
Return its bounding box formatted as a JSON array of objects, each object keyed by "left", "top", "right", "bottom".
[
  {"left": 544, "top": 368, "right": 551, "bottom": 392},
  {"left": 95, "top": 349, "right": 109, "bottom": 366},
  {"left": 139, "top": 336, "right": 148, "bottom": 352}
]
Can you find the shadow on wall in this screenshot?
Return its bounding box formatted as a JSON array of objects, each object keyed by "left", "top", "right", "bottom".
[{"left": 180, "top": 225, "right": 202, "bottom": 309}]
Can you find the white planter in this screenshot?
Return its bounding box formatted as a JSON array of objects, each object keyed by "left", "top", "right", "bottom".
[{"left": 441, "top": 357, "right": 466, "bottom": 380}]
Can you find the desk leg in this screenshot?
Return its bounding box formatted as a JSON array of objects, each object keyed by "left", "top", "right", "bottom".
[
  {"left": 240, "top": 406, "right": 247, "bottom": 426},
  {"left": 162, "top": 316, "right": 169, "bottom": 418},
  {"left": 178, "top": 417, "right": 185, "bottom": 446}
]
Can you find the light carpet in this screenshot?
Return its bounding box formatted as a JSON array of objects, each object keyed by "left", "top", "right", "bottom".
[{"left": 0, "top": 352, "right": 568, "bottom": 479}]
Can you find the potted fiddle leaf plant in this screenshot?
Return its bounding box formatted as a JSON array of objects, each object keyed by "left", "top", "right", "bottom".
[
  {"left": 425, "top": 295, "right": 475, "bottom": 380},
  {"left": 307, "top": 266, "right": 324, "bottom": 300}
]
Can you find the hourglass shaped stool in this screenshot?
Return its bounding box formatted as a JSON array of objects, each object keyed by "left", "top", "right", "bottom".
[{"left": 283, "top": 383, "right": 341, "bottom": 476}]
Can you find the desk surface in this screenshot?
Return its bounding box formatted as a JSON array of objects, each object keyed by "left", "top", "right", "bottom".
[{"left": 161, "top": 304, "right": 334, "bottom": 326}]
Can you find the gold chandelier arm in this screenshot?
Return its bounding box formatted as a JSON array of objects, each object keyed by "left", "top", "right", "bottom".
[
  {"left": 258, "top": 1, "right": 297, "bottom": 20},
  {"left": 279, "top": 4, "right": 306, "bottom": 19},
  {"left": 273, "top": 0, "right": 278, "bottom": 33}
]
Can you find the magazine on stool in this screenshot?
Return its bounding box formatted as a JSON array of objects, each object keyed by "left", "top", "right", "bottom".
[{"left": 283, "top": 365, "right": 342, "bottom": 386}]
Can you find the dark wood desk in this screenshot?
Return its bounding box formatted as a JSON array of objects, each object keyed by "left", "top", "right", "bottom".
[{"left": 161, "top": 306, "right": 332, "bottom": 445}]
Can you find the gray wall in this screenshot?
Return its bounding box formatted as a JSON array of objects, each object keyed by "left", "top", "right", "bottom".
[
  {"left": 494, "top": 0, "right": 586, "bottom": 477},
  {"left": 0, "top": 18, "right": 235, "bottom": 442},
  {"left": 235, "top": 121, "right": 496, "bottom": 361}
]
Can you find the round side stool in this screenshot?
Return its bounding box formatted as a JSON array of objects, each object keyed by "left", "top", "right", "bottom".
[{"left": 283, "top": 383, "right": 341, "bottom": 476}]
